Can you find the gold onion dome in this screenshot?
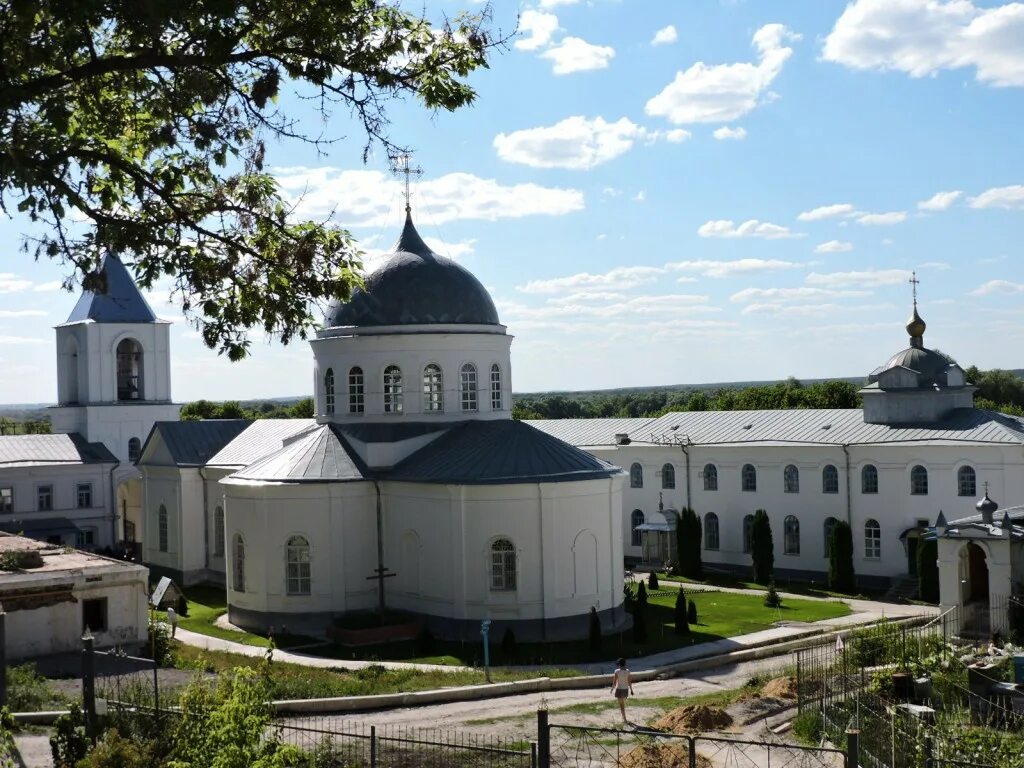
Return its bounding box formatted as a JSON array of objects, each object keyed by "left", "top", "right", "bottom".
[{"left": 906, "top": 305, "right": 926, "bottom": 339}]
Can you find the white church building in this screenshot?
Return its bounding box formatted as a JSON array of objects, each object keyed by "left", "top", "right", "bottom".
[{"left": 531, "top": 303, "right": 1024, "bottom": 592}]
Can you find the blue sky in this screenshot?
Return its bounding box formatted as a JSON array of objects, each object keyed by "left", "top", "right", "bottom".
[{"left": 2, "top": 0, "right": 1023, "bottom": 404}]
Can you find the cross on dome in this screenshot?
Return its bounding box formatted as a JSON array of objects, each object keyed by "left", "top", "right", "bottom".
[
  {"left": 390, "top": 152, "right": 423, "bottom": 214},
  {"left": 906, "top": 270, "right": 926, "bottom": 347}
]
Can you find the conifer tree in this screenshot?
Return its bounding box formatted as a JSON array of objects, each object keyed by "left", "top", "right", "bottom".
[
  {"left": 828, "top": 520, "right": 856, "bottom": 594},
  {"left": 751, "top": 509, "right": 775, "bottom": 585},
  {"left": 674, "top": 589, "right": 689, "bottom": 635},
  {"left": 675, "top": 507, "right": 703, "bottom": 579}
]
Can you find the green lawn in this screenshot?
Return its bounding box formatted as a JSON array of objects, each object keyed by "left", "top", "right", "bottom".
[{"left": 653, "top": 570, "right": 885, "bottom": 600}]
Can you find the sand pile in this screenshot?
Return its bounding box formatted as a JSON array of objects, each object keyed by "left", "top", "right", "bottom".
[
  {"left": 761, "top": 676, "right": 798, "bottom": 700},
  {"left": 652, "top": 705, "right": 733, "bottom": 734},
  {"left": 620, "top": 743, "right": 712, "bottom": 768}
]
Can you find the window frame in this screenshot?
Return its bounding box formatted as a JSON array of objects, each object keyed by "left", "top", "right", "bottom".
[
  {"left": 213, "top": 506, "right": 225, "bottom": 557},
  {"left": 128, "top": 437, "right": 141, "bottom": 463},
  {"left": 822, "top": 465, "right": 839, "bottom": 495},
  {"left": 82, "top": 597, "right": 108, "bottom": 633},
  {"left": 861, "top": 464, "right": 879, "bottom": 494},
  {"left": 957, "top": 465, "right": 976, "bottom": 497},
  {"left": 741, "top": 464, "right": 757, "bottom": 492},
  {"left": 783, "top": 464, "right": 800, "bottom": 494},
  {"left": 76, "top": 528, "right": 95, "bottom": 549},
  {"left": 37, "top": 484, "right": 53, "bottom": 512},
  {"left": 383, "top": 365, "right": 403, "bottom": 414},
  {"left": 324, "top": 368, "right": 335, "bottom": 415},
  {"left": 630, "top": 510, "right": 644, "bottom": 547},
  {"left": 0, "top": 486, "right": 13, "bottom": 514},
  {"left": 824, "top": 517, "right": 838, "bottom": 558},
  {"left": 489, "top": 538, "right": 517, "bottom": 592},
  {"left": 864, "top": 519, "right": 881, "bottom": 559},
  {"left": 490, "top": 364, "right": 503, "bottom": 410},
  {"left": 784, "top": 514, "right": 800, "bottom": 556},
  {"left": 76, "top": 482, "right": 93, "bottom": 509},
  {"left": 630, "top": 463, "right": 643, "bottom": 489},
  {"left": 460, "top": 363, "right": 478, "bottom": 413},
  {"left": 286, "top": 535, "right": 312, "bottom": 596},
  {"left": 703, "top": 464, "right": 718, "bottom": 491},
  {"left": 661, "top": 463, "right": 675, "bottom": 490},
  {"left": 348, "top": 366, "right": 365, "bottom": 414},
  {"left": 910, "top": 465, "right": 929, "bottom": 496},
  {"left": 422, "top": 363, "right": 444, "bottom": 413},
  {"left": 742, "top": 514, "right": 754, "bottom": 554},
  {"left": 157, "top": 504, "right": 168, "bottom": 553},
  {"left": 233, "top": 533, "right": 246, "bottom": 592},
  {"left": 704, "top": 513, "right": 720, "bottom": 551}
]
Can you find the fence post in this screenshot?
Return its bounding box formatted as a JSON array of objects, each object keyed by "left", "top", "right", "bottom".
[
  {"left": 796, "top": 652, "right": 802, "bottom": 713},
  {"left": 687, "top": 735, "right": 697, "bottom": 768},
  {"left": 0, "top": 603, "right": 6, "bottom": 710},
  {"left": 923, "top": 734, "right": 933, "bottom": 768},
  {"left": 531, "top": 740, "right": 538, "bottom": 768},
  {"left": 845, "top": 729, "right": 859, "bottom": 768},
  {"left": 370, "top": 724, "right": 377, "bottom": 768},
  {"left": 82, "top": 630, "right": 97, "bottom": 743},
  {"left": 537, "top": 709, "right": 550, "bottom": 768},
  {"left": 153, "top": 655, "right": 160, "bottom": 720}
]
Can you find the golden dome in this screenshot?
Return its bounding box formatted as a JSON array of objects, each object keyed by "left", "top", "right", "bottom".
[{"left": 906, "top": 305, "right": 926, "bottom": 339}]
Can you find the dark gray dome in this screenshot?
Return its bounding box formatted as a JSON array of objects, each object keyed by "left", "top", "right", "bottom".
[
  {"left": 879, "top": 346, "right": 957, "bottom": 386},
  {"left": 325, "top": 214, "right": 500, "bottom": 328}
]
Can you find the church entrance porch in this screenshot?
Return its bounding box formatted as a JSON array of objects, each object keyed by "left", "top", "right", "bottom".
[{"left": 959, "top": 542, "right": 991, "bottom": 639}]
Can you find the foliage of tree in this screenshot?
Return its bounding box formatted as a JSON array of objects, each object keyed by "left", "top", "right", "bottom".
[
  {"left": 674, "top": 507, "right": 702, "bottom": 579},
  {"left": 632, "top": 582, "right": 648, "bottom": 643},
  {"left": 589, "top": 606, "right": 602, "bottom": 653},
  {"left": 180, "top": 397, "right": 313, "bottom": 421},
  {"left": 75, "top": 729, "right": 154, "bottom": 768},
  {"left": 828, "top": 520, "right": 856, "bottom": 594},
  {"left": 0, "top": 418, "right": 51, "bottom": 435},
  {"left": 687, "top": 599, "right": 697, "bottom": 625},
  {"left": 917, "top": 539, "right": 939, "bottom": 604},
  {"left": 751, "top": 510, "right": 774, "bottom": 586},
  {"left": 674, "top": 589, "right": 689, "bottom": 635},
  {"left": 647, "top": 571, "right": 659, "bottom": 590},
  {"left": 2, "top": 1, "right": 500, "bottom": 360},
  {"left": 764, "top": 580, "right": 781, "bottom": 608}
]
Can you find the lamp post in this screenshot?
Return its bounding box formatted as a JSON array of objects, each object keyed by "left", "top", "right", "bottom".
[
  {"left": 480, "top": 620, "right": 492, "bottom": 683},
  {"left": 82, "top": 627, "right": 96, "bottom": 742}
]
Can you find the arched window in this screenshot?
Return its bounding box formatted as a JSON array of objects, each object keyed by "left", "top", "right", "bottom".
[
  {"left": 383, "top": 365, "right": 403, "bottom": 414},
  {"left": 864, "top": 519, "right": 881, "bottom": 559},
  {"left": 631, "top": 510, "right": 644, "bottom": 547},
  {"left": 423, "top": 363, "right": 443, "bottom": 413},
  {"left": 958, "top": 466, "right": 976, "bottom": 497},
  {"left": 233, "top": 533, "right": 245, "bottom": 592},
  {"left": 861, "top": 464, "right": 878, "bottom": 494},
  {"left": 910, "top": 465, "right": 928, "bottom": 495},
  {"left": 703, "top": 464, "right": 718, "bottom": 491},
  {"left": 324, "top": 368, "right": 335, "bottom": 415},
  {"left": 784, "top": 515, "right": 800, "bottom": 555},
  {"left": 661, "top": 463, "right": 675, "bottom": 489},
  {"left": 158, "top": 504, "right": 168, "bottom": 552},
  {"left": 286, "top": 535, "right": 311, "bottom": 595},
  {"left": 63, "top": 339, "right": 79, "bottom": 404},
  {"left": 348, "top": 367, "right": 364, "bottom": 414},
  {"left": 213, "top": 506, "right": 225, "bottom": 556},
  {"left": 490, "top": 364, "right": 503, "bottom": 410},
  {"left": 116, "top": 338, "right": 143, "bottom": 401},
  {"left": 743, "top": 514, "right": 755, "bottom": 554},
  {"left": 460, "top": 363, "right": 478, "bottom": 412},
  {"left": 490, "top": 538, "right": 516, "bottom": 591},
  {"left": 784, "top": 464, "right": 800, "bottom": 493},
  {"left": 630, "top": 463, "right": 643, "bottom": 488},
  {"left": 822, "top": 465, "right": 839, "bottom": 494},
  {"left": 128, "top": 437, "right": 141, "bottom": 463},
  {"left": 705, "top": 513, "right": 720, "bottom": 550},
  {"left": 742, "top": 464, "right": 757, "bottom": 492},
  {"left": 824, "top": 517, "right": 838, "bottom": 558}
]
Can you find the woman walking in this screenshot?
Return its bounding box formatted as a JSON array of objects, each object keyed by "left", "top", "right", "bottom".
[{"left": 610, "top": 657, "right": 634, "bottom": 724}]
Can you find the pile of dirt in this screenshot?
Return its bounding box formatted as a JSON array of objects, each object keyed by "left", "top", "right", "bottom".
[
  {"left": 761, "top": 676, "right": 798, "bottom": 700},
  {"left": 620, "top": 743, "right": 712, "bottom": 768},
  {"left": 652, "top": 705, "right": 733, "bottom": 734}
]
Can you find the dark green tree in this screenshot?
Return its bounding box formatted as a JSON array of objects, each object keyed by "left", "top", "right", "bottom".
[
  {"left": 828, "top": 520, "right": 856, "bottom": 594},
  {"left": 648, "top": 571, "right": 659, "bottom": 590},
  {"left": 2, "top": 1, "right": 501, "bottom": 360},
  {"left": 751, "top": 509, "right": 774, "bottom": 586},
  {"left": 917, "top": 539, "right": 940, "bottom": 603},
  {"left": 289, "top": 398, "right": 315, "bottom": 418},
  {"left": 764, "top": 579, "right": 781, "bottom": 608},
  {"left": 588, "top": 606, "right": 602, "bottom": 653},
  {"left": 633, "top": 582, "right": 648, "bottom": 643},
  {"left": 687, "top": 599, "right": 697, "bottom": 625},
  {"left": 675, "top": 507, "right": 702, "bottom": 579},
  {"left": 674, "top": 589, "right": 689, "bottom": 635}
]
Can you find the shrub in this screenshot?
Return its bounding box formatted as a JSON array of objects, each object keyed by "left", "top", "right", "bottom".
[
  {"left": 674, "top": 590, "right": 689, "bottom": 635},
  {"left": 764, "top": 581, "right": 781, "bottom": 608},
  {"left": 145, "top": 619, "right": 173, "bottom": 666},
  {"left": 75, "top": 729, "right": 154, "bottom": 768},
  {"left": 588, "top": 607, "right": 602, "bottom": 653},
  {"left": 917, "top": 539, "right": 939, "bottom": 603},
  {"left": 50, "top": 705, "right": 88, "bottom": 768},
  {"left": 5, "top": 663, "right": 60, "bottom": 711},
  {"left": 622, "top": 583, "right": 635, "bottom": 614},
  {"left": 828, "top": 520, "right": 856, "bottom": 594},
  {"left": 792, "top": 711, "right": 824, "bottom": 745},
  {"left": 687, "top": 599, "right": 698, "bottom": 625},
  {"left": 500, "top": 628, "right": 517, "bottom": 662},
  {"left": 633, "top": 583, "right": 648, "bottom": 643},
  {"left": 0, "top": 708, "right": 16, "bottom": 768},
  {"left": 751, "top": 510, "right": 774, "bottom": 585},
  {"left": 648, "top": 571, "right": 659, "bottom": 590},
  {"left": 675, "top": 508, "right": 702, "bottom": 579}
]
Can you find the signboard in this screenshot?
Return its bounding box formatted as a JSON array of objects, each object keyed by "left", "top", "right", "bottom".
[{"left": 150, "top": 576, "right": 172, "bottom": 608}]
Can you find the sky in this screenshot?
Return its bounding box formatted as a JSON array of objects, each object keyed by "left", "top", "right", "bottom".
[{"left": 2, "top": 0, "right": 1024, "bottom": 404}]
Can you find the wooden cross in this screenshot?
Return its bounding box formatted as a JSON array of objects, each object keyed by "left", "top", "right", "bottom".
[{"left": 391, "top": 152, "right": 423, "bottom": 213}]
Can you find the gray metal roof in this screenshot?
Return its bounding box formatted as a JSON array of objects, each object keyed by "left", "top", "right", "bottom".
[
  {"left": 868, "top": 345, "right": 961, "bottom": 387},
  {"left": 531, "top": 408, "right": 1024, "bottom": 448},
  {"left": 226, "top": 424, "right": 368, "bottom": 483},
  {"left": 387, "top": 420, "right": 622, "bottom": 485},
  {"left": 0, "top": 433, "right": 117, "bottom": 467},
  {"left": 337, "top": 421, "right": 451, "bottom": 444},
  {"left": 66, "top": 253, "right": 158, "bottom": 324},
  {"left": 524, "top": 418, "right": 655, "bottom": 447},
  {"left": 325, "top": 213, "right": 501, "bottom": 328},
  {"left": 146, "top": 420, "right": 252, "bottom": 467},
  {"left": 208, "top": 419, "right": 318, "bottom": 467}
]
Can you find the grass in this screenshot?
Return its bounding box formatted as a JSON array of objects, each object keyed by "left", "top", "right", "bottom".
[{"left": 653, "top": 570, "right": 885, "bottom": 601}]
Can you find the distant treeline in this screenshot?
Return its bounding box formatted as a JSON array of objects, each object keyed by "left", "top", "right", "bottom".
[
  {"left": 0, "top": 418, "right": 51, "bottom": 435},
  {"left": 180, "top": 398, "right": 313, "bottom": 421},
  {"left": 512, "top": 368, "right": 1024, "bottom": 421}
]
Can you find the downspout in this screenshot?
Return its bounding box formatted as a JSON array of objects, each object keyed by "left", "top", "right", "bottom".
[
  {"left": 109, "top": 461, "right": 121, "bottom": 548},
  {"left": 842, "top": 444, "right": 852, "bottom": 526},
  {"left": 681, "top": 442, "right": 692, "bottom": 511},
  {"left": 199, "top": 468, "right": 210, "bottom": 572}
]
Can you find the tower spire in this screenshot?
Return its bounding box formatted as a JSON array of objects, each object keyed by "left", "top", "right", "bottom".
[{"left": 390, "top": 152, "right": 423, "bottom": 215}]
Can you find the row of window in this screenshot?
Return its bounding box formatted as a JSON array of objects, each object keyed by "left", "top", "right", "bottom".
[
  {"left": 156, "top": 504, "right": 226, "bottom": 556},
  {"left": 324, "top": 363, "right": 504, "bottom": 416},
  {"left": 629, "top": 462, "right": 978, "bottom": 497},
  {"left": 0, "top": 482, "right": 95, "bottom": 513},
  {"left": 227, "top": 535, "right": 518, "bottom": 595},
  {"left": 630, "top": 509, "right": 884, "bottom": 558}
]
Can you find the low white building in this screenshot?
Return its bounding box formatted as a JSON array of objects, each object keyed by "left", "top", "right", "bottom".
[
  {"left": 531, "top": 304, "right": 1024, "bottom": 591},
  {"left": 0, "top": 532, "right": 149, "bottom": 660}
]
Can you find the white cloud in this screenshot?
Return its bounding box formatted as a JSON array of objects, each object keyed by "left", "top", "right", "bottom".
[
  {"left": 713, "top": 126, "right": 747, "bottom": 140},
  {"left": 730, "top": 286, "right": 870, "bottom": 302},
  {"left": 856, "top": 211, "right": 907, "bottom": 225},
  {"left": 633, "top": 191, "right": 646, "bottom": 202},
  {"left": 971, "top": 279, "right": 1024, "bottom": 296},
  {"left": 806, "top": 268, "right": 912, "bottom": 287},
  {"left": 815, "top": 240, "right": 855, "bottom": 253},
  {"left": 0, "top": 310, "right": 47, "bottom": 318},
  {"left": 742, "top": 302, "right": 845, "bottom": 317},
  {"left": 538, "top": 0, "right": 579, "bottom": 6},
  {"left": 665, "top": 129, "right": 692, "bottom": 143},
  {"left": 823, "top": 0, "right": 1024, "bottom": 87},
  {"left": 33, "top": 280, "right": 66, "bottom": 292},
  {"left": 651, "top": 25, "right": 678, "bottom": 46},
  {"left": 0, "top": 335, "right": 47, "bottom": 345},
  {"left": 494, "top": 116, "right": 649, "bottom": 170},
  {"left": 540, "top": 36, "right": 616, "bottom": 74},
  {"left": 797, "top": 203, "right": 857, "bottom": 221},
  {"left": 0, "top": 274, "right": 33, "bottom": 294},
  {"left": 423, "top": 237, "right": 475, "bottom": 260},
  {"left": 274, "top": 168, "right": 585, "bottom": 226},
  {"left": 697, "top": 219, "right": 801, "bottom": 239},
  {"left": 518, "top": 266, "right": 664, "bottom": 294},
  {"left": 968, "top": 184, "right": 1024, "bottom": 209},
  {"left": 918, "top": 190, "right": 963, "bottom": 210},
  {"left": 645, "top": 23, "right": 799, "bottom": 124},
  {"left": 516, "top": 10, "right": 560, "bottom": 51},
  {"left": 668, "top": 259, "right": 802, "bottom": 278}
]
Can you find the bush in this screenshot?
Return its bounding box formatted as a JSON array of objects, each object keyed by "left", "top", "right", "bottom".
[
  {"left": 828, "top": 520, "right": 856, "bottom": 594},
  {"left": 145, "top": 619, "right": 173, "bottom": 666},
  {"left": 588, "top": 607, "right": 602, "bottom": 653},
  {"left": 687, "top": 599, "right": 698, "bottom": 625},
  {"left": 500, "top": 628, "right": 517, "bottom": 662},
  {"left": 792, "top": 711, "right": 824, "bottom": 745},
  {"left": 675, "top": 508, "right": 702, "bottom": 579},
  {"left": 633, "top": 583, "right": 648, "bottom": 643},
  {"left": 674, "top": 590, "right": 689, "bottom": 635},
  {"left": 917, "top": 539, "right": 939, "bottom": 603},
  {"left": 622, "top": 583, "right": 635, "bottom": 615},
  {"left": 648, "top": 571, "right": 659, "bottom": 590},
  {"left": 5, "top": 663, "right": 61, "bottom": 711},
  {"left": 50, "top": 705, "right": 88, "bottom": 768},
  {"left": 75, "top": 729, "right": 154, "bottom": 768},
  {"left": 0, "top": 708, "right": 16, "bottom": 768},
  {"left": 764, "top": 581, "right": 781, "bottom": 608},
  {"left": 751, "top": 510, "right": 774, "bottom": 586}
]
